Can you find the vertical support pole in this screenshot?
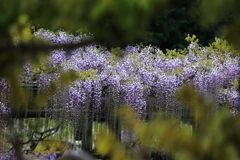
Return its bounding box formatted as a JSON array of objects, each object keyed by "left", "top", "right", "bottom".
[
  {"left": 81, "top": 86, "right": 94, "bottom": 153},
  {"left": 81, "top": 116, "right": 92, "bottom": 152}
]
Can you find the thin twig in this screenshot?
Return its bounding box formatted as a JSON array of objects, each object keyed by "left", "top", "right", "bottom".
[
  {"left": 16, "top": 125, "right": 60, "bottom": 154},
  {"left": 127, "top": 139, "right": 140, "bottom": 149}
]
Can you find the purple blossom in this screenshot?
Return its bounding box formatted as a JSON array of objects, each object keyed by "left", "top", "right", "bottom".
[
  {"left": 49, "top": 50, "right": 66, "bottom": 65},
  {"left": 124, "top": 45, "right": 140, "bottom": 54}
]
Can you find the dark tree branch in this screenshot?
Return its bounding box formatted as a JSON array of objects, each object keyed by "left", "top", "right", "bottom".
[
  {"left": 10, "top": 109, "right": 107, "bottom": 122},
  {"left": 20, "top": 125, "right": 60, "bottom": 154}
]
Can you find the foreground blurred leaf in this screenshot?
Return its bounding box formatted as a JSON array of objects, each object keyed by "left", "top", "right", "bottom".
[{"left": 96, "top": 126, "right": 132, "bottom": 160}]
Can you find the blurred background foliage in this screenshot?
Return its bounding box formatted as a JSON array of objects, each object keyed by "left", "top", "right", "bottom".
[
  {"left": 1, "top": 0, "right": 239, "bottom": 49},
  {"left": 1, "top": 0, "right": 240, "bottom": 159},
  {"left": 143, "top": 3, "right": 217, "bottom": 51},
  {"left": 1, "top": 0, "right": 240, "bottom": 57}
]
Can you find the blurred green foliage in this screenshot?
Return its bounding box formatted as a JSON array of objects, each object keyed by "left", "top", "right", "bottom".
[
  {"left": 199, "top": 0, "right": 240, "bottom": 48},
  {"left": 96, "top": 86, "right": 240, "bottom": 160},
  {"left": 1, "top": 0, "right": 240, "bottom": 48}
]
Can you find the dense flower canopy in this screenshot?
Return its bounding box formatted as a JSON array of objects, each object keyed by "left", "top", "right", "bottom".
[
  {"left": 19, "top": 30, "right": 240, "bottom": 115},
  {"left": 0, "top": 30, "right": 239, "bottom": 116}
]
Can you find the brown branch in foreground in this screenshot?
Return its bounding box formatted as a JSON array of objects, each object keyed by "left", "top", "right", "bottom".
[{"left": 0, "top": 40, "right": 95, "bottom": 53}]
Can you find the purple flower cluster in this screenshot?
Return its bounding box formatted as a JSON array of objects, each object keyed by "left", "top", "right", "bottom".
[
  {"left": 38, "top": 153, "right": 57, "bottom": 160},
  {"left": 0, "top": 78, "right": 11, "bottom": 128},
  {"left": 0, "top": 153, "right": 57, "bottom": 160},
  {"left": 0, "top": 102, "right": 10, "bottom": 126},
  {"left": 0, "top": 30, "right": 239, "bottom": 119},
  {"left": 34, "top": 29, "right": 85, "bottom": 45}
]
